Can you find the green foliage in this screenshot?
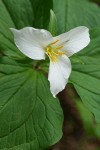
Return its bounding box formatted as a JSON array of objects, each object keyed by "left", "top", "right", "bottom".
[
  {"left": 30, "top": 0, "right": 53, "bottom": 29},
  {"left": 0, "top": 0, "right": 100, "bottom": 149},
  {"left": 76, "top": 100, "right": 95, "bottom": 135},
  {"left": 2, "top": 0, "right": 34, "bottom": 29},
  {"left": 53, "top": 0, "right": 100, "bottom": 34},
  {"left": 76, "top": 100, "right": 100, "bottom": 138},
  {"left": 70, "top": 28, "right": 100, "bottom": 123},
  {"left": 48, "top": 10, "right": 57, "bottom": 36},
  {"left": 0, "top": 56, "right": 63, "bottom": 149},
  {"left": 53, "top": 0, "right": 100, "bottom": 123},
  {"left": 0, "top": 0, "right": 63, "bottom": 149}
]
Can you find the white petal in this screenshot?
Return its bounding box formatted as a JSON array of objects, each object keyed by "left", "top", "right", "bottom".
[
  {"left": 11, "top": 27, "right": 53, "bottom": 60},
  {"left": 48, "top": 55, "right": 71, "bottom": 97},
  {"left": 54, "top": 26, "right": 90, "bottom": 57}
]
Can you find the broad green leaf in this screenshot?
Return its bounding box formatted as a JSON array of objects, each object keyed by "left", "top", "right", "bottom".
[
  {"left": 0, "top": 56, "right": 63, "bottom": 150},
  {"left": 77, "top": 100, "right": 100, "bottom": 137},
  {"left": 30, "top": 0, "right": 53, "bottom": 29},
  {"left": 76, "top": 100, "right": 95, "bottom": 135},
  {"left": 2, "top": 0, "right": 34, "bottom": 29},
  {"left": 70, "top": 28, "right": 100, "bottom": 123},
  {"left": 2, "top": 0, "right": 53, "bottom": 29},
  {"left": 53, "top": 0, "right": 100, "bottom": 123},
  {"left": 0, "top": 0, "right": 63, "bottom": 149},
  {"left": 0, "top": 0, "right": 32, "bottom": 58},
  {"left": 53, "top": 0, "right": 100, "bottom": 34},
  {"left": 0, "top": 0, "right": 52, "bottom": 58},
  {"left": 48, "top": 9, "right": 57, "bottom": 36}
]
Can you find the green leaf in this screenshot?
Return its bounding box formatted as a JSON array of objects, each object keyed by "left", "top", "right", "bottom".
[
  {"left": 0, "top": 0, "right": 52, "bottom": 58},
  {"left": 0, "top": 57, "right": 63, "bottom": 149},
  {"left": 48, "top": 9, "right": 57, "bottom": 36},
  {"left": 2, "top": 0, "right": 34, "bottom": 29},
  {"left": 76, "top": 100, "right": 95, "bottom": 135},
  {"left": 0, "top": 0, "right": 63, "bottom": 149},
  {"left": 0, "top": 0, "right": 32, "bottom": 58},
  {"left": 70, "top": 28, "right": 100, "bottom": 123},
  {"left": 53, "top": 0, "right": 100, "bottom": 123},
  {"left": 30, "top": 0, "right": 53, "bottom": 29},
  {"left": 53, "top": 0, "right": 100, "bottom": 34}
]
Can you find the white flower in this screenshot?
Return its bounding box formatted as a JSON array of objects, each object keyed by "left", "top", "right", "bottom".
[{"left": 11, "top": 26, "right": 90, "bottom": 97}]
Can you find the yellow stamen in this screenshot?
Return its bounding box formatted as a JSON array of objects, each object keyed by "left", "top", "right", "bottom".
[
  {"left": 51, "top": 55, "right": 58, "bottom": 62},
  {"left": 47, "top": 52, "right": 51, "bottom": 57},
  {"left": 57, "top": 52, "right": 65, "bottom": 55},
  {"left": 45, "top": 39, "right": 65, "bottom": 62},
  {"left": 46, "top": 47, "right": 50, "bottom": 51},
  {"left": 51, "top": 40, "right": 59, "bottom": 45},
  {"left": 55, "top": 45, "right": 63, "bottom": 50}
]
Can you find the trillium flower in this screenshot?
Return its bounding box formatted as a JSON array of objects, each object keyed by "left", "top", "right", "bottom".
[{"left": 11, "top": 26, "right": 90, "bottom": 97}]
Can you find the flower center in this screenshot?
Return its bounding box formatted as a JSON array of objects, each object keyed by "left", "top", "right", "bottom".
[{"left": 45, "top": 40, "right": 65, "bottom": 62}]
